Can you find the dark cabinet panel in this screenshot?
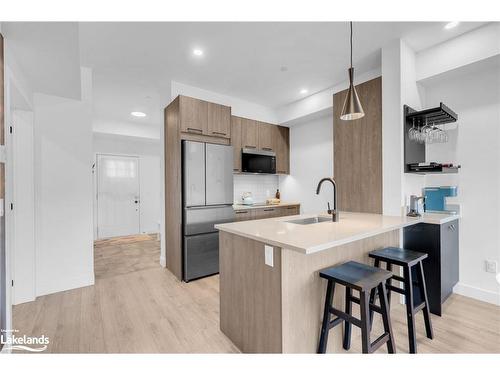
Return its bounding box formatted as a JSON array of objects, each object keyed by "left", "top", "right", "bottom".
[{"left": 403, "top": 219, "right": 459, "bottom": 316}]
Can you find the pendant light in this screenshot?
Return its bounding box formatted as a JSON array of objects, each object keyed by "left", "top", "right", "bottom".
[{"left": 340, "top": 22, "right": 365, "bottom": 121}]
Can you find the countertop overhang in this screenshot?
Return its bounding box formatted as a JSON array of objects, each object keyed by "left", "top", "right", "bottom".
[{"left": 215, "top": 211, "right": 460, "bottom": 254}]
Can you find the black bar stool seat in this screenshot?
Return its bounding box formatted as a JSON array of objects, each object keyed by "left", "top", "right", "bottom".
[
  {"left": 317, "top": 261, "right": 396, "bottom": 354},
  {"left": 369, "top": 247, "right": 434, "bottom": 354}
]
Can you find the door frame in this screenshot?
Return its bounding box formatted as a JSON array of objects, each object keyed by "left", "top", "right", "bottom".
[{"left": 94, "top": 153, "right": 141, "bottom": 240}]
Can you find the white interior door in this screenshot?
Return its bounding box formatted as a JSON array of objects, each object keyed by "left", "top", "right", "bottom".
[{"left": 97, "top": 154, "right": 140, "bottom": 239}]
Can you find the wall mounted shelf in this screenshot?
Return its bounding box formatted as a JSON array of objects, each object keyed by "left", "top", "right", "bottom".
[
  {"left": 404, "top": 103, "right": 459, "bottom": 174},
  {"left": 406, "top": 166, "right": 460, "bottom": 175},
  {"left": 406, "top": 102, "right": 458, "bottom": 127}
]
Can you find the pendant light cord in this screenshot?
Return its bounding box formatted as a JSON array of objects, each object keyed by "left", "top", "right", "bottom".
[{"left": 350, "top": 21, "right": 353, "bottom": 69}]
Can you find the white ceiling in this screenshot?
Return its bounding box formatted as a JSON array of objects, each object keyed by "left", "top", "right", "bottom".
[
  {"left": 3, "top": 22, "right": 82, "bottom": 100},
  {"left": 79, "top": 21, "right": 487, "bottom": 110}
]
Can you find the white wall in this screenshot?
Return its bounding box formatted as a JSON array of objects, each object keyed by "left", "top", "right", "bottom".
[
  {"left": 33, "top": 67, "right": 94, "bottom": 297},
  {"left": 233, "top": 174, "right": 279, "bottom": 204},
  {"left": 279, "top": 112, "right": 334, "bottom": 214},
  {"left": 93, "top": 133, "right": 161, "bottom": 237},
  {"left": 12, "top": 110, "right": 35, "bottom": 304},
  {"left": 423, "top": 66, "right": 500, "bottom": 305},
  {"left": 277, "top": 68, "right": 381, "bottom": 124}
]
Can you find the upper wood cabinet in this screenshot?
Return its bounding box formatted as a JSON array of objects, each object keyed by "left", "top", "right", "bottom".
[
  {"left": 258, "top": 122, "right": 275, "bottom": 151},
  {"left": 208, "top": 102, "right": 231, "bottom": 138},
  {"left": 231, "top": 115, "right": 290, "bottom": 174},
  {"left": 240, "top": 118, "right": 258, "bottom": 149},
  {"left": 179, "top": 95, "right": 208, "bottom": 135},
  {"left": 178, "top": 95, "right": 231, "bottom": 139},
  {"left": 231, "top": 116, "right": 242, "bottom": 172},
  {"left": 274, "top": 126, "right": 290, "bottom": 174}
]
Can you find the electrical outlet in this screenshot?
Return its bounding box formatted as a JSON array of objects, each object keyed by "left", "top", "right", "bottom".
[
  {"left": 485, "top": 260, "right": 498, "bottom": 273},
  {"left": 264, "top": 245, "right": 274, "bottom": 267}
]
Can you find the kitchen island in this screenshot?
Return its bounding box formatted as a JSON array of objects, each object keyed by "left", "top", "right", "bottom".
[{"left": 215, "top": 211, "right": 459, "bottom": 353}]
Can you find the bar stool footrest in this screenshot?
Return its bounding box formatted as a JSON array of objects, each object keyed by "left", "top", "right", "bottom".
[{"left": 370, "top": 332, "right": 390, "bottom": 352}]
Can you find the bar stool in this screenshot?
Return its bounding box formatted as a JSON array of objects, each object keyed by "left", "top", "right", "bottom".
[
  {"left": 317, "top": 261, "right": 396, "bottom": 354},
  {"left": 369, "top": 247, "right": 434, "bottom": 354}
]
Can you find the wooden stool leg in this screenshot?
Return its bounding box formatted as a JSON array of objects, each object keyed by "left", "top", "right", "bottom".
[
  {"left": 403, "top": 265, "right": 417, "bottom": 354},
  {"left": 386, "top": 262, "right": 393, "bottom": 305},
  {"left": 369, "top": 258, "right": 380, "bottom": 326},
  {"left": 378, "top": 282, "right": 396, "bottom": 353},
  {"left": 417, "top": 261, "right": 434, "bottom": 340},
  {"left": 360, "top": 290, "right": 371, "bottom": 354},
  {"left": 318, "top": 280, "right": 335, "bottom": 353},
  {"left": 343, "top": 286, "right": 352, "bottom": 350}
]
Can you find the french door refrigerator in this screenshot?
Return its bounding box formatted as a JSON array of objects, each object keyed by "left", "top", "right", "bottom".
[{"left": 182, "top": 141, "right": 234, "bottom": 281}]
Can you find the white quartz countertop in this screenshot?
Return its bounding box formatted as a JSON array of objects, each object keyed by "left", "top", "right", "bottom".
[
  {"left": 215, "top": 211, "right": 460, "bottom": 254},
  {"left": 232, "top": 202, "right": 301, "bottom": 210}
]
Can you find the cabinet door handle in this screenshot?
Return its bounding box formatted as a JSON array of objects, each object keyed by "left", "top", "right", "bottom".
[
  {"left": 263, "top": 209, "right": 274, "bottom": 212},
  {"left": 212, "top": 131, "right": 227, "bottom": 136},
  {"left": 244, "top": 145, "right": 256, "bottom": 149},
  {"left": 236, "top": 211, "right": 249, "bottom": 214},
  {"left": 187, "top": 127, "right": 203, "bottom": 133},
  {"left": 262, "top": 147, "right": 273, "bottom": 151}
]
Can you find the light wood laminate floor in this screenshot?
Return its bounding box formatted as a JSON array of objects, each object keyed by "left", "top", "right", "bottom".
[{"left": 12, "top": 237, "right": 500, "bottom": 353}]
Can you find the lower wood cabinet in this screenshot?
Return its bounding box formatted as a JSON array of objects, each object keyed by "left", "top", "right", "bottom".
[{"left": 233, "top": 205, "right": 300, "bottom": 222}]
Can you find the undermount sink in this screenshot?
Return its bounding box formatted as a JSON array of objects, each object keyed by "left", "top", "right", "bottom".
[{"left": 285, "top": 216, "right": 332, "bottom": 225}]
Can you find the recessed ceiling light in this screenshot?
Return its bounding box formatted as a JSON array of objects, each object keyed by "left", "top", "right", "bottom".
[
  {"left": 131, "top": 111, "right": 147, "bottom": 118},
  {"left": 444, "top": 21, "right": 460, "bottom": 30},
  {"left": 300, "top": 89, "right": 308, "bottom": 94},
  {"left": 193, "top": 49, "right": 204, "bottom": 56}
]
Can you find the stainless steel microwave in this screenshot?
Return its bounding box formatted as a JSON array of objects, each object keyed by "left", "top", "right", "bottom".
[{"left": 241, "top": 148, "right": 276, "bottom": 174}]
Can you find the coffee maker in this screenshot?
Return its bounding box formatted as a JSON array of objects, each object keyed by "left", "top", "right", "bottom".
[{"left": 408, "top": 195, "right": 425, "bottom": 217}]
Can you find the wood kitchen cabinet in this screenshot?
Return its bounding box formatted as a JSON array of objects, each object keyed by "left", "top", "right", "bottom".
[
  {"left": 230, "top": 115, "right": 290, "bottom": 174},
  {"left": 240, "top": 117, "right": 259, "bottom": 149},
  {"left": 233, "top": 204, "right": 300, "bottom": 222},
  {"left": 179, "top": 95, "right": 208, "bottom": 135},
  {"left": 274, "top": 126, "right": 290, "bottom": 174},
  {"left": 231, "top": 116, "right": 242, "bottom": 172},
  {"left": 208, "top": 102, "right": 231, "bottom": 138},
  {"left": 179, "top": 95, "right": 231, "bottom": 139},
  {"left": 234, "top": 209, "right": 254, "bottom": 221},
  {"left": 258, "top": 122, "right": 275, "bottom": 151}
]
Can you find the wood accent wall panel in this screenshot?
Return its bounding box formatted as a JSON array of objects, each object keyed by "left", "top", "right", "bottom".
[
  {"left": 219, "top": 231, "right": 282, "bottom": 353},
  {"left": 281, "top": 229, "right": 399, "bottom": 353},
  {"left": 164, "top": 97, "right": 183, "bottom": 280},
  {"left": 230, "top": 116, "right": 242, "bottom": 172},
  {"left": 333, "top": 77, "right": 382, "bottom": 214}
]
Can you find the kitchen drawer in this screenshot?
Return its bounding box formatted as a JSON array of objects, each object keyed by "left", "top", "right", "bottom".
[
  {"left": 279, "top": 205, "right": 299, "bottom": 216},
  {"left": 254, "top": 207, "right": 280, "bottom": 219},
  {"left": 234, "top": 209, "right": 254, "bottom": 222}
]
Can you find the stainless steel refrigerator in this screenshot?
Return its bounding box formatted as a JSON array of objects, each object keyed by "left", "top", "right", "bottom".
[{"left": 182, "top": 140, "right": 234, "bottom": 281}]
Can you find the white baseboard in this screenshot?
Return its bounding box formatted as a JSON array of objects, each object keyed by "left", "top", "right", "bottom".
[
  {"left": 160, "top": 256, "right": 166, "bottom": 268},
  {"left": 453, "top": 282, "right": 500, "bottom": 306}
]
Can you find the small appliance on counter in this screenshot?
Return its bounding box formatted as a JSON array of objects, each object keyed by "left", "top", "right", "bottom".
[
  {"left": 424, "top": 186, "right": 458, "bottom": 213},
  {"left": 241, "top": 192, "right": 254, "bottom": 205},
  {"left": 407, "top": 195, "right": 425, "bottom": 217}
]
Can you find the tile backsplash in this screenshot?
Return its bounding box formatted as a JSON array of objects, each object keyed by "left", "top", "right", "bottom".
[{"left": 233, "top": 174, "right": 279, "bottom": 204}]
